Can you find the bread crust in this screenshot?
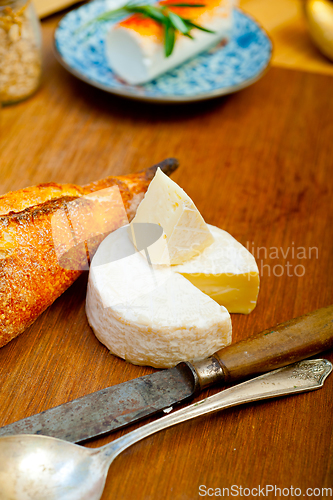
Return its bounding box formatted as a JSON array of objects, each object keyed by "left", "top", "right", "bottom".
[{"left": 0, "top": 159, "right": 178, "bottom": 347}]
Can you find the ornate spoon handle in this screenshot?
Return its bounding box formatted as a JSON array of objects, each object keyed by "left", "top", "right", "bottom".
[{"left": 103, "top": 359, "right": 332, "bottom": 460}]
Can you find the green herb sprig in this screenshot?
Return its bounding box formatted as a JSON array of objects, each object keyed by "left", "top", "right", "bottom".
[{"left": 82, "top": 1, "right": 215, "bottom": 57}]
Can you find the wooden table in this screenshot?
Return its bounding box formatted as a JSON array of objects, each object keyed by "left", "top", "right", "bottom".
[{"left": 1, "top": 9, "right": 333, "bottom": 500}]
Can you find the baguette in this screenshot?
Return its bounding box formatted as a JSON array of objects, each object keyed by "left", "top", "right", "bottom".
[{"left": 0, "top": 158, "right": 178, "bottom": 348}]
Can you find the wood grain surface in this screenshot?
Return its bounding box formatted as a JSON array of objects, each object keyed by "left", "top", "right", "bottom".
[{"left": 1, "top": 10, "right": 333, "bottom": 500}]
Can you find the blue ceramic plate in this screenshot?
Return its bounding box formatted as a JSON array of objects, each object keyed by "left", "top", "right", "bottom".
[{"left": 54, "top": 1, "right": 272, "bottom": 103}]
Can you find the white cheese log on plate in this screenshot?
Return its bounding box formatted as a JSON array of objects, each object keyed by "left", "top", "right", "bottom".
[
  {"left": 86, "top": 225, "right": 232, "bottom": 368},
  {"left": 105, "top": 0, "right": 235, "bottom": 84}
]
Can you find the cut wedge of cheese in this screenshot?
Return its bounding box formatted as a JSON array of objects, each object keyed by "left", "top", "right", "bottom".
[
  {"left": 106, "top": 0, "right": 234, "bottom": 85},
  {"left": 86, "top": 225, "right": 232, "bottom": 368},
  {"left": 130, "top": 168, "right": 214, "bottom": 265},
  {"left": 174, "top": 225, "right": 260, "bottom": 314}
]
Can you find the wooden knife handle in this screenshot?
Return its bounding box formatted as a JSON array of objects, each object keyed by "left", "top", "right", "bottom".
[
  {"left": 214, "top": 304, "right": 333, "bottom": 384},
  {"left": 189, "top": 305, "right": 333, "bottom": 389}
]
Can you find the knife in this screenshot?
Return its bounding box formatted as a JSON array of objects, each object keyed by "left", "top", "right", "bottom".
[{"left": 1, "top": 304, "right": 333, "bottom": 443}]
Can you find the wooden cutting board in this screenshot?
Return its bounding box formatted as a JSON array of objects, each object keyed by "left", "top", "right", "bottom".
[{"left": 0, "top": 10, "right": 333, "bottom": 500}]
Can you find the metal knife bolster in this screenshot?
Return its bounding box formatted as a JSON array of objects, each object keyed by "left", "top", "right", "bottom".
[{"left": 186, "top": 357, "right": 225, "bottom": 392}]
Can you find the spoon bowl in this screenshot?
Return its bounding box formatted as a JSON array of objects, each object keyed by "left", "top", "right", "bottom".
[
  {"left": 0, "top": 359, "right": 331, "bottom": 500},
  {"left": 0, "top": 435, "right": 109, "bottom": 500}
]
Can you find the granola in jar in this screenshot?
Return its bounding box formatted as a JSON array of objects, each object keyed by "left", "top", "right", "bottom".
[{"left": 0, "top": 0, "right": 42, "bottom": 104}]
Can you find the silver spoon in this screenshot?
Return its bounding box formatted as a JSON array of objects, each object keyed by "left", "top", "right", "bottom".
[{"left": 0, "top": 359, "right": 331, "bottom": 500}]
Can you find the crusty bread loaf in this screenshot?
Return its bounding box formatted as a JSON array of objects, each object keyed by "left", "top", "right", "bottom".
[{"left": 0, "top": 158, "right": 178, "bottom": 348}]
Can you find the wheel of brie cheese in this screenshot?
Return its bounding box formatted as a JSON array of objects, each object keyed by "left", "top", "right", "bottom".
[
  {"left": 86, "top": 225, "right": 232, "bottom": 368},
  {"left": 86, "top": 168, "right": 259, "bottom": 368}
]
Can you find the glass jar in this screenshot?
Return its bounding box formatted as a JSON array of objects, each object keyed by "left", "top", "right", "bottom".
[{"left": 0, "top": 0, "right": 42, "bottom": 105}]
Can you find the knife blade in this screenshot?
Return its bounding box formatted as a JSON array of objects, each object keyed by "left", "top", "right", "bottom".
[{"left": 1, "top": 304, "right": 333, "bottom": 443}]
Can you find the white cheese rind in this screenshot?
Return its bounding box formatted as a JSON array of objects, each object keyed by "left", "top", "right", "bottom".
[
  {"left": 105, "top": 3, "right": 233, "bottom": 84},
  {"left": 86, "top": 226, "right": 232, "bottom": 368}
]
